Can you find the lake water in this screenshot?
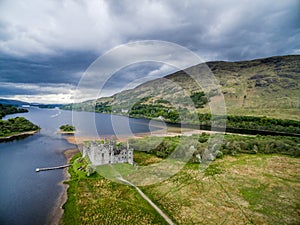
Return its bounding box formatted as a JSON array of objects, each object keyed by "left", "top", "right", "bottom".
[{"left": 0, "top": 107, "right": 162, "bottom": 225}]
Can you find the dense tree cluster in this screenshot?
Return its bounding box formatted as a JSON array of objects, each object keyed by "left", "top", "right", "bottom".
[
  {"left": 129, "top": 133, "right": 300, "bottom": 163},
  {"left": 130, "top": 100, "right": 300, "bottom": 134},
  {"left": 129, "top": 103, "right": 180, "bottom": 122},
  {"left": 220, "top": 135, "right": 300, "bottom": 157},
  {"left": 190, "top": 92, "right": 208, "bottom": 108},
  {"left": 129, "top": 136, "right": 180, "bottom": 159},
  {"left": 196, "top": 113, "right": 300, "bottom": 134},
  {"left": 0, "top": 104, "right": 28, "bottom": 119},
  {"left": 60, "top": 124, "right": 76, "bottom": 132},
  {"left": 95, "top": 102, "right": 112, "bottom": 113},
  {"left": 0, "top": 117, "right": 39, "bottom": 137}
]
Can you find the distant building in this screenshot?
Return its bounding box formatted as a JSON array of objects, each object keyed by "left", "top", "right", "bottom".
[
  {"left": 81, "top": 139, "right": 133, "bottom": 166},
  {"left": 121, "top": 108, "right": 129, "bottom": 113}
]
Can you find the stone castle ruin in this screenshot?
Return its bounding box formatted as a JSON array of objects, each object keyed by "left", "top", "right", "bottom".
[{"left": 82, "top": 139, "right": 133, "bottom": 166}]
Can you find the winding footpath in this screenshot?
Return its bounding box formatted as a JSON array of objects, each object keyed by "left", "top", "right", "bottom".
[{"left": 118, "top": 177, "right": 175, "bottom": 225}]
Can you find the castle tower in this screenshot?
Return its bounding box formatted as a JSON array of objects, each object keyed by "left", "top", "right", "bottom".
[{"left": 82, "top": 139, "right": 134, "bottom": 166}]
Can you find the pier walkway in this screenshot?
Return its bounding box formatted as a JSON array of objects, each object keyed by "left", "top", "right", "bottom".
[{"left": 35, "top": 164, "right": 71, "bottom": 172}]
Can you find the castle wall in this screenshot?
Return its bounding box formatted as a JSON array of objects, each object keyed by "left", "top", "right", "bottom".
[{"left": 82, "top": 141, "right": 134, "bottom": 166}]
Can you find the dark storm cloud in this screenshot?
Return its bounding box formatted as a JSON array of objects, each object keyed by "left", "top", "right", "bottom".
[
  {"left": 0, "top": 0, "right": 299, "bottom": 103},
  {"left": 104, "top": 0, "right": 300, "bottom": 60},
  {"left": 0, "top": 52, "right": 97, "bottom": 84}
]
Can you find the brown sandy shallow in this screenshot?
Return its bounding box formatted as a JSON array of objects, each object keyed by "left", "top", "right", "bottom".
[{"left": 65, "top": 127, "right": 221, "bottom": 145}]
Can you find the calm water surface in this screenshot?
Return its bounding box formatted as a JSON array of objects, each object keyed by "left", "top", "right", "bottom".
[{"left": 0, "top": 107, "right": 160, "bottom": 225}]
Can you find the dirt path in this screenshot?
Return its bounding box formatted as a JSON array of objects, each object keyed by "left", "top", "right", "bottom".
[{"left": 118, "top": 177, "right": 175, "bottom": 225}]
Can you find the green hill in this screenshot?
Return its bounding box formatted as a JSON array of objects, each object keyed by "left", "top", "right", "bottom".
[{"left": 64, "top": 55, "right": 299, "bottom": 121}]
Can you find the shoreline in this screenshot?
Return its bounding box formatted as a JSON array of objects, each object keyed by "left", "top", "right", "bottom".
[
  {"left": 57, "top": 130, "right": 76, "bottom": 135},
  {"left": 64, "top": 127, "right": 219, "bottom": 145},
  {"left": 54, "top": 128, "right": 251, "bottom": 224},
  {"left": 54, "top": 130, "right": 182, "bottom": 224},
  {"left": 47, "top": 147, "right": 79, "bottom": 225},
  {"left": 0, "top": 130, "right": 39, "bottom": 142},
  {"left": 54, "top": 129, "right": 212, "bottom": 223}
]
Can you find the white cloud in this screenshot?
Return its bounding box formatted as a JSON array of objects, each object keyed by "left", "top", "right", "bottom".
[
  {"left": 7, "top": 93, "right": 74, "bottom": 104},
  {"left": 148, "top": 64, "right": 175, "bottom": 77},
  {"left": 0, "top": 82, "right": 76, "bottom": 103}
]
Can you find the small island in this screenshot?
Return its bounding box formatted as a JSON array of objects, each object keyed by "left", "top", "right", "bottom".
[{"left": 59, "top": 124, "right": 76, "bottom": 134}]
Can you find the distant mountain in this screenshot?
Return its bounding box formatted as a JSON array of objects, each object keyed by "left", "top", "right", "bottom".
[
  {"left": 0, "top": 98, "right": 63, "bottom": 108},
  {"left": 29, "top": 103, "right": 63, "bottom": 108},
  {"left": 63, "top": 55, "right": 300, "bottom": 121},
  {"left": 0, "top": 98, "right": 29, "bottom": 106}
]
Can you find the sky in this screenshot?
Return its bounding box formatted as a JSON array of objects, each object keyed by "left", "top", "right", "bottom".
[{"left": 0, "top": 0, "right": 299, "bottom": 104}]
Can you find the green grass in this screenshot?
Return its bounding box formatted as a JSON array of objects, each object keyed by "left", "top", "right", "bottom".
[
  {"left": 62, "top": 153, "right": 169, "bottom": 225},
  {"left": 61, "top": 153, "right": 82, "bottom": 224},
  {"left": 140, "top": 154, "right": 300, "bottom": 224},
  {"left": 62, "top": 139, "right": 300, "bottom": 224},
  {"left": 204, "top": 163, "right": 225, "bottom": 176},
  {"left": 134, "top": 151, "right": 162, "bottom": 166}
]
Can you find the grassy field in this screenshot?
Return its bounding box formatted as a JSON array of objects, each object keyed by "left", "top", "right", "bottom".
[
  {"left": 141, "top": 154, "right": 300, "bottom": 224},
  {"left": 62, "top": 150, "right": 299, "bottom": 224},
  {"left": 62, "top": 153, "right": 168, "bottom": 225}
]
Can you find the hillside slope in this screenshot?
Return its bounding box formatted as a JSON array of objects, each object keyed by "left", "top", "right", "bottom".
[{"left": 65, "top": 55, "right": 300, "bottom": 120}]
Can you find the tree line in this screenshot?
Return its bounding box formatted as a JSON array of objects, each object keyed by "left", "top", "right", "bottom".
[
  {"left": 129, "top": 101, "right": 300, "bottom": 134},
  {"left": 128, "top": 134, "right": 300, "bottom": 163},
  {"left": 0, "top": 104, "right": 28, "bottom": 119}
]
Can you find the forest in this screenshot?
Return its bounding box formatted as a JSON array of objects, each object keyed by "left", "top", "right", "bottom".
[
  {"left": 0, "top": 104, "right": 28, "bottom": 119},
  {"left": 128, "top": 100, "right": 300, "bottom": 134},
  {"left": 0, "top": 117, "right": 40, "bottom": 137}
]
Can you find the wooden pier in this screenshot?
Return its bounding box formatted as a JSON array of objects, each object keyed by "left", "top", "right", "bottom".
[{"left": 35, "top": 164, "right": 71, "bottom": 172}]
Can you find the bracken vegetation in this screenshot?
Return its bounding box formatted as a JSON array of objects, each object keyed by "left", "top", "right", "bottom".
[
  {"left": 140, "top": 154, "right": 300, "bottom": 224},
  {"left": 62, "top": 55, "right": 300, "bottom": 121}
]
